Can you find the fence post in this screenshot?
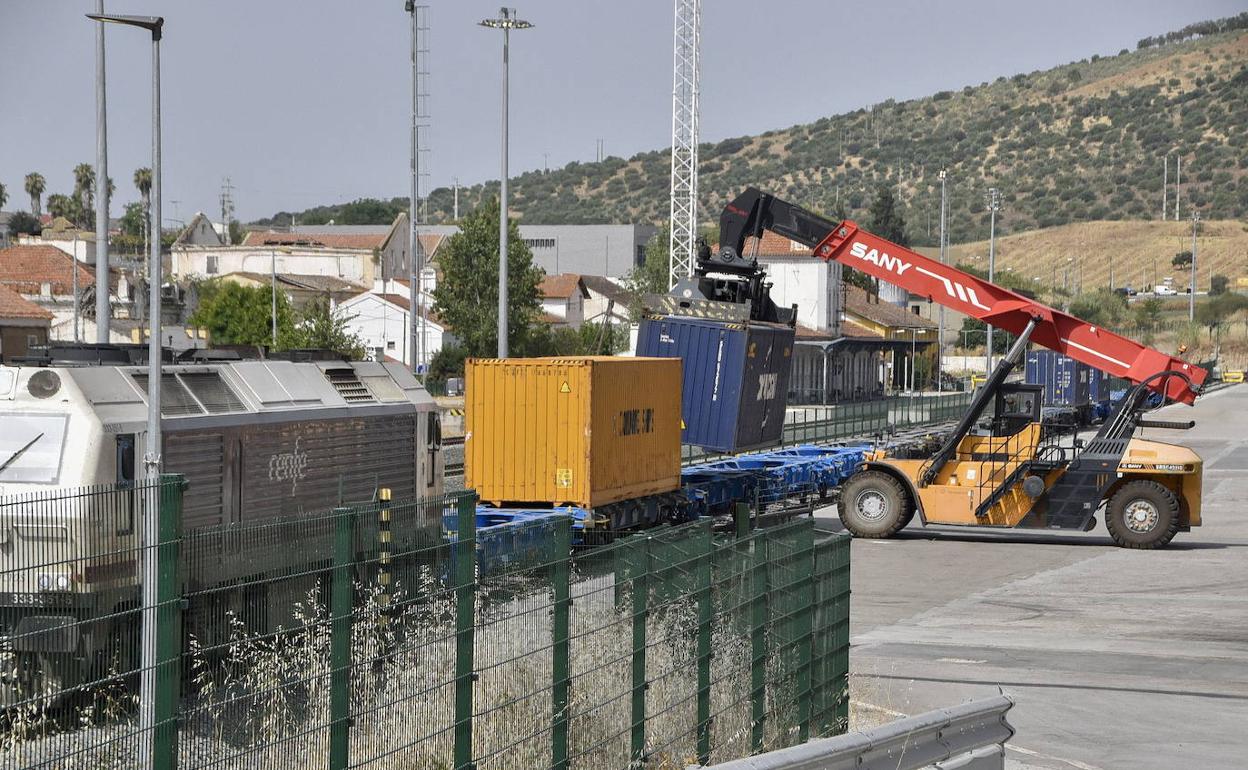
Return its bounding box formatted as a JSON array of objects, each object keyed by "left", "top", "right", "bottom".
[
  {"left": 551, "top": 515, "right": 572, "bottom": 770},
  {"left": 627, "top": 536, "right": 651, "bottom": 763},
  {"left": 734, "top": 502, "right": 751, "bottom": 540},
  {"left": 329, "top": 505, "right": 356, "bottom": 770},
  {"left": 152, "top": 474, "right": 185, "bottom": 770},
  {"left": 750, "top": 533, "right": 769, "bottom": 754},
  {"left": 695, "top": 522, "right": 714, "bottom": 764},
  {"left": 795, "top": 531, "right": 815, "bottom": 744},
  {"left": 453, "top": 492, "right": 478, "bottom": 770},
  {"left": 377, "top": 488, "right": 393, "bottom": 630}
]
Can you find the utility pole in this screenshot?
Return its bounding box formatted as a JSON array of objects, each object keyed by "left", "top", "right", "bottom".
[
  {"left": 219, "top": 176, "right": 235, "bottom": 244},
  {"left": 271, "top": 247, "right": 278, "bottom": 346},
  {"left": 937, "top": 169, "right": 947, "bottom": 392},
  {"left": 1175, "top": 155, "right": 1181, "bottom": 221},
  {"left": 453, "top": 177, "right": 459, "bottom": 219},
  {"left": 668, "top": 0, "right": 701, "bottom": 287},
  {"left": 94, "top": 0, "right": 110, "bottom": 343},
  {"left": 480, "top": 8, "right": 533, "bottom": 359},
  {"left": 72, "top": 231, "right": 80, "bottom": 342},
  {"left": 1161, "top": 154, "right": 1168, "bottom": 220},
  {"left": 1190, "top": 210, "right": 1199, "bottom": 321},
  {"left": 985, "top": 187, "right": 1000, "bottom": 372}
]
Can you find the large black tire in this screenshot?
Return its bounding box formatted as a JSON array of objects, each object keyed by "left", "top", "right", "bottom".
[
  {"left": 839, "top": 471, "right": 912, "bottom": 538},
  {"left": 1104, "top": 479, "right": 1181, "bottom": 550}
]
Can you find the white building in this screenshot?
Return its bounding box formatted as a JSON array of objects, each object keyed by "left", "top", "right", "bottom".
[{"left": 339, "top": 278, "right": 445, "bottom": 368}]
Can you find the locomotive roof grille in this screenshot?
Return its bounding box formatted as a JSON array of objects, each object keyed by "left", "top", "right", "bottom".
[
  {"left": 324, "top": 367, "right": 375, "bottom": 403},
  {"left": 132, "top": 371, "right": 248, "bottom": 416}
]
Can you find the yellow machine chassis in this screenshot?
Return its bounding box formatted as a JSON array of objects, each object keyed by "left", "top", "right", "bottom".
[{"left": 865, "top": 425, "right": 1202, "bottom": 529}]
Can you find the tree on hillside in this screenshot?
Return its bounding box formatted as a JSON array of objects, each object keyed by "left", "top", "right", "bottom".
[
  {"left": 24, "top": 172, "right": 44, "bottom": 216},
  {"left": 1172, "top": 250, "right": 1192, "bottom": 268},
  {"left": 1132, "top": 297, "right": 1164, "bottom": 344},
  {"left": 1210, "top": 273, "right": 1229, "bottom": 296},
  {"left": 1196, "top": 292, "right": 1248, "bottom": 343},
  {"left": 431, "top": 198, "right": 544, "bottom": 358},
  {"left": 189, "top": 281, "right": 297, "bottom": 347},
  {"left": 851, "top": 185, "right": 910, "bottom": 296},
  {"left": 1068, "top": 289, "right": 1129, "bottom": 330},
  {"left": 624, "top": 222, "right": 671, "bottom": 318}
]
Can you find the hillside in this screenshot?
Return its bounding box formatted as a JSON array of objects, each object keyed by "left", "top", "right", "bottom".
[
  {"left": 263, "top": 14, "right": 1248, "bottom": 246},
  {"left": 916, "top": 218, "right": 1248, "bottom": 293}
]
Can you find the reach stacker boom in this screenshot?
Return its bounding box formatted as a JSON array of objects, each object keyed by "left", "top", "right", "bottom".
[{"left": 714, "top": 187, "right": 1208, "bottom": 548}]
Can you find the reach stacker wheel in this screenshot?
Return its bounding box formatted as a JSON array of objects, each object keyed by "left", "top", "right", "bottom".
[
  {"left": 1104, "top": 479, "right": 1181, "bottom": 550},
  {"left": 839, "top": 471, "right": 912, "bottom": 538}
]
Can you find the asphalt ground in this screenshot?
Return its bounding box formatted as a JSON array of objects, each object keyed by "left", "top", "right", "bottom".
[{"left": 817, "top": 384, "right": 1248, "bottom": 769}]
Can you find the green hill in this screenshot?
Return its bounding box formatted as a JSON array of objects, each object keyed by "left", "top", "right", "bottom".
[{"left": 262, "top": 14, "right": 1248, "bottom": 246}]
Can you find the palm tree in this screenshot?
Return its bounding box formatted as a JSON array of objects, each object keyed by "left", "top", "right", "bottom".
[
  {"left": 73, "top": 162, "right": 95, "bottom": 216},
  {"left": 46, "top": 194, "right": 75, "bottom": 221},
  {"left": 134, "top": 167, "right": 152, "bottom": 257},
  {"left": 0, "top": 182, "right": 7, "bottom": 211},
  {"left": 25, "top": 172, "right": 45, "bottom": 216}
]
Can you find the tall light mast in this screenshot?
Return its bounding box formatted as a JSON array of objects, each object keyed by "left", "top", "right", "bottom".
[{"left": 668, "top": 0, "right": 700, "bottom": 287}]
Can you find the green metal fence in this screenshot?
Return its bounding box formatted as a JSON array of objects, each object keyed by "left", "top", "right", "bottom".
[
  {"left": 1, "top": 481, "right": 850, "bottom": 769},
  {"left": 682, "top": 391, "right": 973, "bottom": 463}
]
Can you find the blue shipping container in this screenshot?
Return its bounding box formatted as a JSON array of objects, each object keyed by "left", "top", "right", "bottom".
[
  {"left": 1024, "top": 350, "right": 1100, "bottom": 406},
  {"left": 636, "top": 315, "right": 794, "bottom": 453}
]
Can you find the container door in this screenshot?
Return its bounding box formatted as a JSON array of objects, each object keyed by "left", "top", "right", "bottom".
[{"left": 735, "top": 325, "right": 793, "bottom": 449}]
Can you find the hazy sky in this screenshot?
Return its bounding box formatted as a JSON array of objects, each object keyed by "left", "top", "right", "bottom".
[{"left": 1, "top": 0, "right": 1243, "bottom": 223}]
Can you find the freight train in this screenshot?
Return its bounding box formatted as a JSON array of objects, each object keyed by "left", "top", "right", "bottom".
[{"left": 0, "top": 345, "right": 444, "bottom": 700}]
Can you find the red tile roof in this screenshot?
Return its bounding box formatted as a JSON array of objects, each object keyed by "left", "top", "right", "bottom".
[
  {"left": 0, "top": 244, "right": 96, "bottom": 296},
  {"left": 242, "top": 231, "right": 386, "bottom": 250},
  {"left": 844, "top": 284, "right": 935, "bottom": 329},
  {"left": 0, "top": 284, "right": 53, "bottom": 321},
  {"left": 840, "top": 319, "right": 884, "bottom": 339},
  {"left": 743, "top": 231, "right": 815, "bottom": 257},
  {"left": 539, "top": 273, "right": 587, "bottom": 299}
]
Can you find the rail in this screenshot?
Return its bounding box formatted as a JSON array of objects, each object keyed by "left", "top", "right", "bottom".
[{"left": 688, "top": 695, "right": 1015, "bottom": 770}]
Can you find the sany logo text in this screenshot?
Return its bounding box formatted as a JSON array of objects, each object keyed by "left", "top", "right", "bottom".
[{"left": 849, "top": 242, "right": 912, "bottom": 276}]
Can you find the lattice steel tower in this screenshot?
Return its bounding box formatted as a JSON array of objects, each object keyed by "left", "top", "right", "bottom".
[{"left": 668, "top": 0, "right": 701, "bottom": 287}]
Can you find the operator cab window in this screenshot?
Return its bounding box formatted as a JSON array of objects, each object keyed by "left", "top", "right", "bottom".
[{"left": 991, "top": 386, "right": 1041, "bottom": 437}]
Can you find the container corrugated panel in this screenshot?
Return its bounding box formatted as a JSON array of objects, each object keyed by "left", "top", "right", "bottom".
[
  {"left": 1026, "top": 350, "right": 1097, "bottom": 406},
  {"left": 636, "top": 315, "right": 794, "bottom": 453},
  {"left": 465, "top": 357, "right": 682, "bottom": 508}
]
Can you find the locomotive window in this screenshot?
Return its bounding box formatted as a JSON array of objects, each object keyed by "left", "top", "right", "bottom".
[
  {"left": 0, "top": 413, "right": 68, "bottom": 483},
  {"left": 116, "top": 434, "right": 136, "bottom": 488}
]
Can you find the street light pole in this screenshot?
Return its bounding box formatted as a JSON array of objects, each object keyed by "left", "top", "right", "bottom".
[
  {"left": 480, "top": 8, "right": 532, "bottom": 359},
  {"left": 271, "top": 247, "right": 278, "bottom": 346},
  {"left": 86, "top": 15, "right": 163, "bottom": 770},
  {"left": 94, "top": 0, "right": 111, "bottom": 343},
  {"left": 985, "top": 188, "right": 1000, "bottom": 372}
]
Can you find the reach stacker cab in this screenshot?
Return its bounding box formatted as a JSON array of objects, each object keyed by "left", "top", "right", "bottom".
[{"left": 711, "top": 187, "right": 1208, "bottom": 549}]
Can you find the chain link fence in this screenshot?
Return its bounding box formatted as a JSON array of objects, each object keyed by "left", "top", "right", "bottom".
[{"left": 1, "top": 480, "right": 850, "bottom": 769}]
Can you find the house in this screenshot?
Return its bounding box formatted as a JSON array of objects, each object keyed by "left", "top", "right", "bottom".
[
  {"left": 217, "top": 272, "right": 366, "bottom": 310},
  {"left": 339, "top": 290, "right": 447, "bottom": 369},
  {"left": 17, "top": 216, "right": 96, "bottom": 263},
  {"left": 0, "top": 243, "right": 128, "bottom": 343},
  {"left": 0, "top": 284, "right": 53, "bottom": 360},
  {"left": 174, "top": 212, "right": 224, "bottom": 247},
  {"left": 172, "top": 214, "right": 449, "bottom": 290},
  {"left": 539, "top": 274, "right": 589, "bottom": 327},
  {"left": 579, "top": 274, "right": 633, "bottom": 327},
  {"left": 747, "top": 231, "right": 843, "bottom": 335}
]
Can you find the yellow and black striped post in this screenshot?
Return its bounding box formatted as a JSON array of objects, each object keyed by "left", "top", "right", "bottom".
[{"left": 377, "top": 487, "right": 393, "bottom": 628}]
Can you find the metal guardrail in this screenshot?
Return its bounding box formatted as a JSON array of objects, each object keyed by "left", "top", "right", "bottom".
[{"left": 687, "top": 695, "right": 1015, "bottom": 770}]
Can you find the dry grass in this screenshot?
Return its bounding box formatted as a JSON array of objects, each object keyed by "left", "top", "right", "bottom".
[
  {"left": 4, "top": 567, "right": 827, "bottom": 770},
  {"left": 916, "top": 219, "right": 1248, "bottom": 296}
]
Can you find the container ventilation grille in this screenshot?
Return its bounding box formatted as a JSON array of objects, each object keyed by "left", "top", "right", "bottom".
[
  {"left": 325, "top": 368, "right": 374, "bottom": 402},
  {"left": 133, "top": 374, "right": 203, "bottom": 417}
]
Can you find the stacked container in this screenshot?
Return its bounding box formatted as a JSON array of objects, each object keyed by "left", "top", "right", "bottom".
[{"left": 465, "top": 357, "right": 682, "bottom": 507}]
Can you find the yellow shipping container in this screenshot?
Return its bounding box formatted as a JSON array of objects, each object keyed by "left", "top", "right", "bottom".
[{"left": 466, "top": 357, "right": 682, "bottom": 508}]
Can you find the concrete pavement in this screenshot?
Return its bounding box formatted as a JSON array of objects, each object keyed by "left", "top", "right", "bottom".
[{"left": 818, "top": 384, "right": 1248, "bottom": 769}]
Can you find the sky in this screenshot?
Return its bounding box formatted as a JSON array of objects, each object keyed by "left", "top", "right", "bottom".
[{"left": 1, "top": 0, "right": 1244, "bottom": 224}]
